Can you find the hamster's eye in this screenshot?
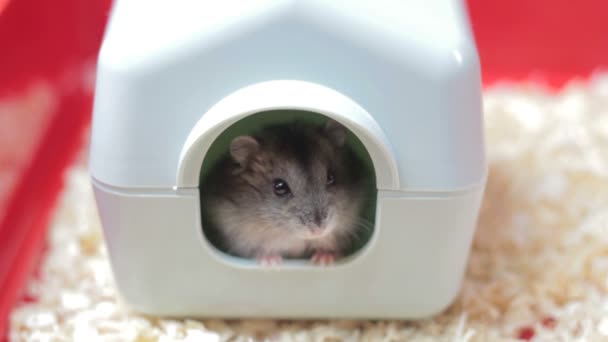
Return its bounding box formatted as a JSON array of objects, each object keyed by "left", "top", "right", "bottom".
[
  {"left": 327, "top": 171, "right": 335, "bottom": 186},
  {"left": 272, "top": 178, "right": 291, "bottom": 197}
]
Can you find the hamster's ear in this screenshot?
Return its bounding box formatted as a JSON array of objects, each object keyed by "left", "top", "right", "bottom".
[
  {"left": 323, "top": 119, "right": 347, "bottom": 147},
  {"left": 230, "top": 136, "right": 259, "bottom": 166}
]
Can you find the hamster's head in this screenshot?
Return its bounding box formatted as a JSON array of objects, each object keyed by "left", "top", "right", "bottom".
[{"left": 228, "top": 119, "right": 365, "bottom": 240}]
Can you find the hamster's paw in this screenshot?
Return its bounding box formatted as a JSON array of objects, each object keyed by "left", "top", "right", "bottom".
[
  {"left": 256, "top": 254, "right": 283, "bottom": 266},
  {"left": 311, "top": 251, "right": 337, "bottom": 266}
]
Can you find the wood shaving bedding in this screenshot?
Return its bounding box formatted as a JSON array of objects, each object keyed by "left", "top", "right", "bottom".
[{"left": 9, "top": 73, "right": 608, "bottom": 341}]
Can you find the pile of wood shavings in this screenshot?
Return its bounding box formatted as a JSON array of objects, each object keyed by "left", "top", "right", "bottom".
[{"left": 9, "top": 74, "right": 608, "bottom": 341}]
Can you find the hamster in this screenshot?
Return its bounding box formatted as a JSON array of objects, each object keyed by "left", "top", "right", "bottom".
[{"left": 200, "top": 119, "right": 370, "bottom": 265}]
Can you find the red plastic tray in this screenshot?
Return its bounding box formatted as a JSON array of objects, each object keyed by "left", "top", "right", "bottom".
[
  {"left": 0, "top": 0, "right": 111, "bottom": 338},
  {"left": 0, "top": 0, "right": 607, "bottom": 339}
]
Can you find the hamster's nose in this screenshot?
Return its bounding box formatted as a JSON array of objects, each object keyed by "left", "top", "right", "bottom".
[
  {"left": 313, "top": 210, "right": 328, "bottom": 227},
  {"left": 310, "top": 226, "right": 324, "bottom": 235},
  {"left": 313, "top": 213, "right": 322, "bottom": 227},
  {"left": 313, "top": 210, "right": 327, "bottom": 230}
]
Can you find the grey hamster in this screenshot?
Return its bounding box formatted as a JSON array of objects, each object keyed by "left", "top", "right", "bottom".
[{"left": 200, "top": 119, "right": 370, "bottom": 265}]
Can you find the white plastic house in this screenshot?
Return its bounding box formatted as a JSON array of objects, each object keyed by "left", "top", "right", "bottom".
[{"left": 90, "top": 0, "right": 487, "bottom": 319}]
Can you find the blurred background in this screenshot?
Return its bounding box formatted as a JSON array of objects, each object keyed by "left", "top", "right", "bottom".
[{"left": 0, "top": 0, "right": 607, "bottom": 338}]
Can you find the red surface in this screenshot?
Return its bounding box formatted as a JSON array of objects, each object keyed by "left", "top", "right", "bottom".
[
  {"left": 517, "top": 326, "right": 536, "bottom": 340},
  {"left": 0, "top": 0, "right": 111, "bottom": 339},
  {"left": 0, "top": 0, "right": 109, "bottom": 96},
  {"left": 0, "top": 0, "right": 607, "bottom": 340},
  {"left": 0, "top": 93, "right": 92, "bottom": 338},
  {"left": 467, "top": 0, "right": 608, "bottom": 87}
]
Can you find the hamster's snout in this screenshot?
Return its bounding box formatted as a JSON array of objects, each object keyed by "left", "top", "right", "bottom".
[
  {"left": 313, "top": 210, "right": 327, "bottom": 227},
  {"left": 309, "top": 225, "right": 326, "bottom": 235},
  {"left": 306, "top": 209, "right": 331, "bottom": 237}
]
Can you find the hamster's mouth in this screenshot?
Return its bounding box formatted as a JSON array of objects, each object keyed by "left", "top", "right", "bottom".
[{"left": 302, "top": 225, "right": 332, "bottom": 240}]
